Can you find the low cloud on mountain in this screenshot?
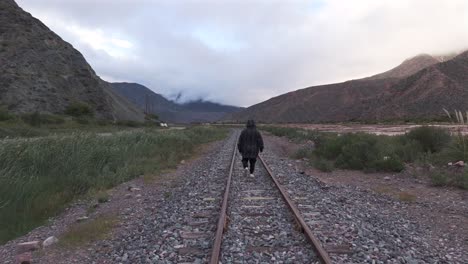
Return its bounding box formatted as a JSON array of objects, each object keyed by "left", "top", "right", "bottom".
[{"left": 16, "top": 0, "right": 468, "bottom": 107}]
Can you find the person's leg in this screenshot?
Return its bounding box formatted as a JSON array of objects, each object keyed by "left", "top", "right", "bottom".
[
  {"left": 249, "top": 158, "right": 257, "bottom": 174},
  {"left": 242, "top": 158, "right": 248, "bottom": 169}
]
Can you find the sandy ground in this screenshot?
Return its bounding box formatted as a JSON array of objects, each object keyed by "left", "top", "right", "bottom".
[{"left": 264, "top": 133, "right": 468, "bottom": 255}]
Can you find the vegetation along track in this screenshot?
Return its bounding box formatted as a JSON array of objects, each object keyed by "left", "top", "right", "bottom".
[{"left": 209, "top": 130, "right": 332, "bottom": 263}]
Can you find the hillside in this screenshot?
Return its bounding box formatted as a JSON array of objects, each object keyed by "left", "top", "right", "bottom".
[
  {"left": 0, "top": 0, "right": 144, "bottom": 121},
  {"left": 111, "top": 82, "right": 242, "bottom": 123},
  {"left": 227, "top": 52, "right": 468, "bottom": 123},
  {"left": 367, "top": 54, "right": 441, "bottom": 80}
]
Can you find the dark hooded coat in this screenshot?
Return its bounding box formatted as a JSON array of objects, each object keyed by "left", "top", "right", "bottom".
[{"left": 238, "top": 120, "right": 264, "bottom": 159}]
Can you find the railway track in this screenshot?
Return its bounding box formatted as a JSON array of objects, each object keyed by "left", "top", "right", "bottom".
[
  {"left": 171, "top": 131, "right": 334, "bottom": 263},
  {"left": 208, "top": 131, "right": 332, "bottom": 263}
]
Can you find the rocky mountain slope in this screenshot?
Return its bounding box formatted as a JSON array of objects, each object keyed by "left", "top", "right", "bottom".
[
  {"left": 111, "top": 82, "right": 242, "bottom": 123},
  {"left": 367, "top": 54, "right": 442, "bottom": 80},
  {"left": 0, "top": 0, "right": 144, "bottom": 121},
  {"left": 227, "top": 52, "right": 468, "bottom": 123}
]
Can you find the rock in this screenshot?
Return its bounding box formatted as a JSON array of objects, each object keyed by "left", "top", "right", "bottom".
[
  {"left": 16, "top": 252, "right": 32, "bottom": 264},
  {"left": 43, "top": 236, "right": 59, "bottom": 247},
  {"left": 384, "top": 176, "right": 391, "bottom": 181},
  {"left": 77, "top": 216, "right": 89, "bottom": 222},
  {"left": 180, "top": 160, "right": 186, "bottom": 164},
  {"left": 17, "top": 241, "right": 40, "bottom": 253},
  {"left": 128, "top": 186, "right": 141, "bottom": 192},
  {"left": 0, "top": 0, "right": 144, "bottom": 121}
]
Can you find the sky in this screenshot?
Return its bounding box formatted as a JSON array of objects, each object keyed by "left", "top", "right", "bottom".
[{"left": 15, "top": 0, "right": 468, "bottom": 107}]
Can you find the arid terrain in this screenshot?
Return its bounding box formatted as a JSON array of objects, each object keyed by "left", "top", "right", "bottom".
[
  {"left": 281, "top": 123, "right": 468, "bottom": 136},
  {"left": 227, "top": 51, "right": 468, "bottom": 123}
]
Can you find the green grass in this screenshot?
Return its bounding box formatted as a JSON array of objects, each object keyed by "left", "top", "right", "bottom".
[
  {"left": 0, "top": 108, "right": 168, "bottom": 139},
  {"left": 0, "top": 126, "right": 227, "bottom": 244},
  {"left": 59, "top": 214, "right": 118, "bottom": 247}
]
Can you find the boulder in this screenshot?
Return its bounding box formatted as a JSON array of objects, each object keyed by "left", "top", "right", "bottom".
[{"left": 42, "top": 236, "right": 58, "bottom": 247}]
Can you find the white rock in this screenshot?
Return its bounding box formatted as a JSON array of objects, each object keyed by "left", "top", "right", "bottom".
[
  {"left": 17, "top": 241, "right": 40, "bottom": 253},
  {"left": 384, "top": 176, "right": 391, "bottom": 181},
  {"left": 77, "top": 216, "right": 89, "bottom": 222},
  {"left": 43, "top": 236, "right": 59, "bottom": 247},
  {"left": 128, "top": 187, "right": 141, "bottom": 192}
]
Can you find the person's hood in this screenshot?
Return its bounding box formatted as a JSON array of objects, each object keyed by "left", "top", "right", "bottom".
[{"left": 246, "top": 119, "right": 256, "bottom": 128}]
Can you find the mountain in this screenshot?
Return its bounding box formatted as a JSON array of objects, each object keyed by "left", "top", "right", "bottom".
[
  {"left": 181, "top": 100, "right": 241, "bottom": 113},
  {"left": 227, "top": 52, "right": 468, "bottom": 123},
  {"left": 110, "top": 82, "right": 243, "bottom": 123},
  {"left": 0, "top": 0, "right": 144, "bottom": 121},
  {"left": 367, "top": 54, "right": 442, "bottom": 80}
]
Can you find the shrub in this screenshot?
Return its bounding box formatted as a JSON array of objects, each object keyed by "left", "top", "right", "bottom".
[
  {"left": 429, "top": 169, "right": 468, "bottom": 189},
  {"left": 442, "top": 136, "right": 468, "bottom": 163},
  {"left": 145, "top": 113, "right": 159, "bottom": 121},
  {"left": 314, "top": 133, "right": 405, "bottom": 172},
  {"left": 21, "top": 112, "right": 65, "bottom": 127},
  {"left": 21, "top": 111, "right": 42, "bottom": 127},
  {"left": 65, "top": 102, "right": 94, "bottom": 117},
  {"left": 74, "top": 116, "right": 91, "bottom": 125},
  {"left": 0, "top": 107, "right": 14, "bottom": 121},
  {"left": 393, "top": 136, "right": 424, "bottom": 162},
  {"left": 116, "top": 120, "right": 143, "bottom": 127},
  {"left": 407, "top": 126, "right": 451, "bottom": 153},
  {"left": 293, "top": 146, "right": 314, "bottom": 159},
  {"left": 312, "top": 157, "right": 334, "bottom": 172},
  {"left": 41, "top": 114, "right": 66, "bottom": 125},
  {"left": 370, "top": 155, "right": 405, "bottom": 172},
  {"left": 313, "top": 133, "right": 345, "bottom": 160},
  {"left": 335, "top": 138, "right": 378, "bottom": 170}
]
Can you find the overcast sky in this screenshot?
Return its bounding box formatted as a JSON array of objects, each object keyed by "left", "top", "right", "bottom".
[{"left": 16, "top": 0, "right": 468, "bottom": 107}]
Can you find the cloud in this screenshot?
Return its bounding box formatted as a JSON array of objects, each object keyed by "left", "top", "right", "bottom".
[{"left": 15, "top": 0, "right": 468, "bottom": 107}]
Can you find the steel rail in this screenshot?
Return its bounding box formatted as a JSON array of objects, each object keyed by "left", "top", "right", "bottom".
[
  {"left": 259, "top": 155, "right": 333, "bottom": 264},
  {"left": 209, "top": 132, "right": 239, "bottom": 264}
]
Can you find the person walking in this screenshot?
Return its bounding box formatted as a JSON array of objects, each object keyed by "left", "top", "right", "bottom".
[{"left": 238, "top": 119, "right": 264, "bottom": 177}]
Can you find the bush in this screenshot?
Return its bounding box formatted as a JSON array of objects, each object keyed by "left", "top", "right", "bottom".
[
  {"left": 145, "top": 113, "right": 159, "bottom": 121},
  {"left": 370, "top": 156, "right": 405, "bottom": 172},
  {"left": 65, "top": 102, "right": 94, "bottom": 117},
  {"left": 74, "top": 116, "right": 91, "bottom": 125},
  {"left": 314, "top": 133, "right": 405, "bottom": 172},
  {"left": 335, "top": 136, "right": 379, "bottom": 170},
  {"left": 293, "top": 146, "right": 314, "bottom": 159},
  {"left": 393, "top": 137, "right": 424, "bottom": 162},
  {"left": 312, "top": 157, "right": 334, "bottom": 172},
  {"left": 0, "top": 107, "right": 14, "bottom": 121},
  {"left": 21, "top": 112, "right": 65, "bottom": 127},
  {"left": 314, "top": 133, "right": 346, "bottom": 160},
  {"left": 407, "top": 126, "right": 451, "bottom": 153},
  {"left": 116, "top": 120, "right": 143, "bottom": 127},
  {"left": 429, "top": 170, "right": 449, "bottom": 187},
  {"left": 429, "top": 169, "right": 468, "bottom": 189}
]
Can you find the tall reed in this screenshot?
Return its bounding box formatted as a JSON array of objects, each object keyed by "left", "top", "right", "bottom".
[{"left": 0, "top": 127, "right": 227, "bottom": 243}]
